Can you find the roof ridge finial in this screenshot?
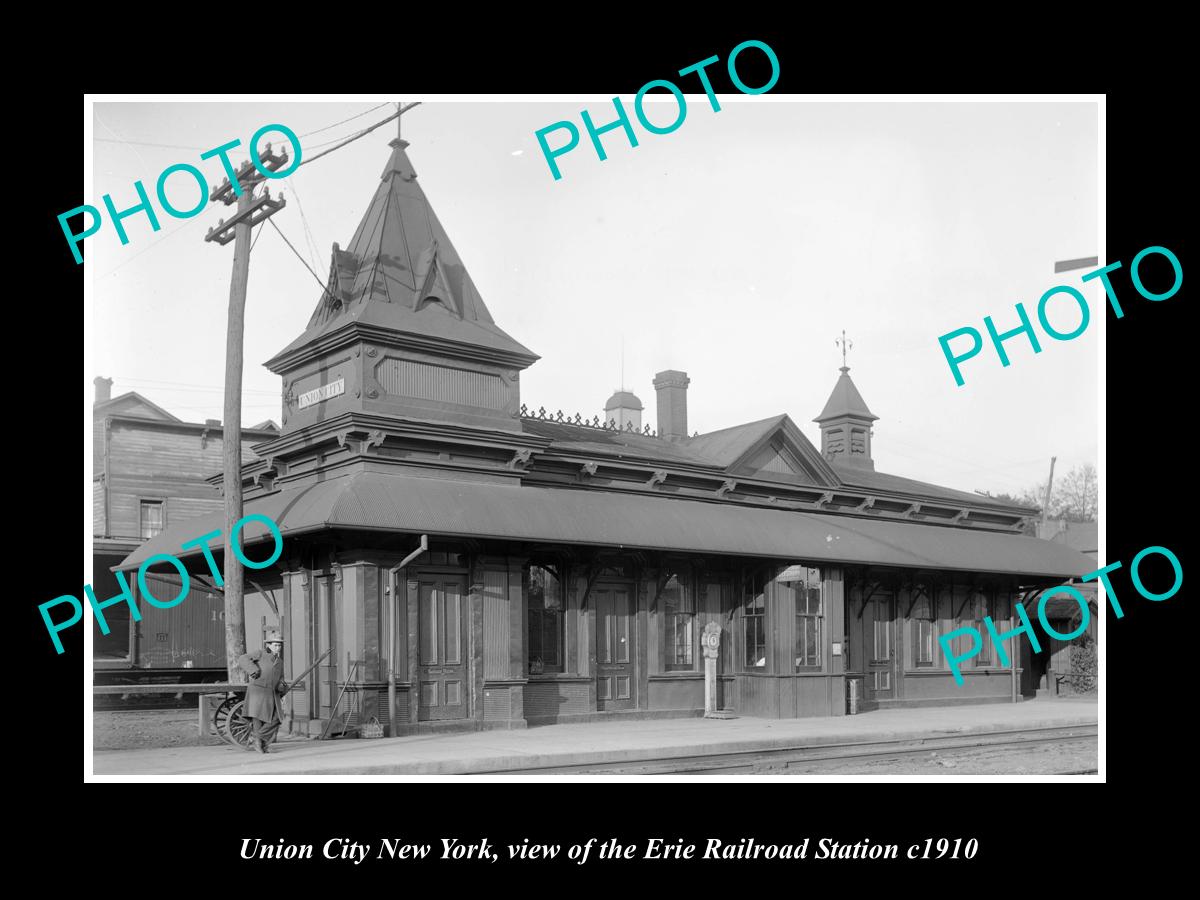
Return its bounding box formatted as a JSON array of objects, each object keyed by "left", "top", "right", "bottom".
[
  {"left": 835, "top": 329, "right": 853, "bottom": 372},
  {"left": 388, "top": 102, "right": 410, "bottom": 155}
]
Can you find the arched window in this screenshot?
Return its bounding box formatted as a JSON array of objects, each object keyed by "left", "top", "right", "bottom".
[{"left": 526, "top": 564, "right": 563, "bottom": 674}]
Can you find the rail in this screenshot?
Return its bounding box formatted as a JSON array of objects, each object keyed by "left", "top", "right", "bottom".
[{"left": 481, "top": 723, "right": 1099, "bottom": 775}]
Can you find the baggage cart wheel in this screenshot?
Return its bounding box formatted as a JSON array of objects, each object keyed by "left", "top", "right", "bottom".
[
  {"left": 212, "top": 695, "right": 240, "bottom": 745},
  {"left": 224, "top": 700, "right": 257, "bottom": 750}
]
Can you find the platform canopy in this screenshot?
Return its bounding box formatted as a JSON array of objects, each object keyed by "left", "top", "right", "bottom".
[{"left": 119, "top": 471, "right": 1093, "bottom": 580}]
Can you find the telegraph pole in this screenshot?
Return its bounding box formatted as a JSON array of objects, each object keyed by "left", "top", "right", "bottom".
[{"left": 205, "top": 147, "right": 288, "bottom": 683}]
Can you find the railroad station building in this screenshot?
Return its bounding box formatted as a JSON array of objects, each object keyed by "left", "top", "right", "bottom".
[{"left": 121, "top": 136, "right": 1092, "bottom": 735}]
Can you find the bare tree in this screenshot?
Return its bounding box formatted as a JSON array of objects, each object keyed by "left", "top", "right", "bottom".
[
  {"left": 1055, "top": 463, "right": 1098, "bottom": 522},
  {"left": 994, "top": 464, "right": 1096, "bottom": 522}
]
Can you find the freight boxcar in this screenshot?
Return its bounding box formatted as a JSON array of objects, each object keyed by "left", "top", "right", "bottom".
[{"left": 93, "top": 558, "right": 277, "bottom": 701}]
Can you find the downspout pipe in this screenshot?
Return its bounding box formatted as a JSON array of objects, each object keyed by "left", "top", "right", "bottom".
[{"left": 389, "top": 535, "right": 428, "bottom": 737}]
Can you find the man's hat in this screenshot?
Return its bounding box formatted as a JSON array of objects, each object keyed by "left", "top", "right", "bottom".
[{"left": 264, "top": 629, "right": 284, "bottom": 644}]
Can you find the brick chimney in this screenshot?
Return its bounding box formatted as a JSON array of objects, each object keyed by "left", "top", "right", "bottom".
[
  {"left": 94, "top": 376, "right": 113, "bottom": 404},
  {"left": 654, "top": 370, "right": 690, "bottom": 440}
]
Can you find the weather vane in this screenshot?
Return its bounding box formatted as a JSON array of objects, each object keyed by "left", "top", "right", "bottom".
[{"left": 835, "top": 330, "right": 853, "bottom": 369}]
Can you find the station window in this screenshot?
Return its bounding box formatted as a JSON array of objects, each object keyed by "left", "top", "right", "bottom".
[
  {"left": 662, "top": 572, "right": 694, "bottom": 671},
  {"left": 994, "top": 593, "right": 1012, "bottom": 632},
  {"left": 872, "top": 597, "right": 891, "bottom": 662},
  {"left": 139, "top": 500, "right": 164, "bottom": 539},
  {"left": 526, "top": 564, "right": 563, "bottom": 674},
  {"left": 913, "top": 595, "right": 936, "bottom": 667},
  {"left": 420, "top": 551, "right": 464, "bottom": 566},
  {"left": 976, "top": 590, "right": 1015, "bottom": 667},
  {"left": 793, "top": 567, "right": 823, "bottom": 671},
  {"left": 975, "top": 590, "right": 993, "bottom": 666},
  {"left": 743, "top": 574, "right": 767, "bottom": 669}
]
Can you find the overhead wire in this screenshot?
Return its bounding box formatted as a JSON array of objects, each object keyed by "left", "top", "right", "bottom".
[
  {"left": 267, "top": 217, "right": 329, "bottom": 295},
  {"left": 284, "top": 181, "right": 322, "bottom": 270},
  {"left": 115, "top": 380, "right": 278, "bottom": 396},
  {"left": 94, "top": 102, "right": 394, "bottom": 156},
  {"left": 95, "top": 138, "right": 207, "bottom": 151},
  {"left": 97, "top": 200, "right": 255, "bottom": 278},
  {"left": 96, "top": 103, "right": 421, "bottom": 426},
  {"left": 93, "top": 103, "right": 419, "bottom": 278},
  {"left": 112, "top": 376, "right": 273, "bottom": 390},
  {"left": 94, "top": 111, "right": 152, "bottom": 173},
  {"left": 886, "top": 434, "right": 1051, "bottom": 477},
  {"left": 881, "top": 439, "right": 1038, "bottom": 483},
  {"left": 288, "top": 107, "right": 412, "bottom": 152},
  {"left": 880, "top": 446, "right": 1033, "bottom": 495},
  {"left": 292, "top": 102, "right": 421, "bottom": 170},
  {"left": 297, "top": 102, "right": 390, "bottom": 138},
  {"left": 95, "top": 211, "right": 213, "bottom": 278},
  {"left": 169, "top": 403, "right": 281, "bottom": 411}
]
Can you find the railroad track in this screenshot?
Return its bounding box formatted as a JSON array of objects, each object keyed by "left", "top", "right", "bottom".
[{"left": 485, "top": 724, "right": 1098, "bottom": 775}]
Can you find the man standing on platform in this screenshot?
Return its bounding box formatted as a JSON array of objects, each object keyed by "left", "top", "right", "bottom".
[{"left": 237, "top": 630, "right": 288, "bottom": 753}]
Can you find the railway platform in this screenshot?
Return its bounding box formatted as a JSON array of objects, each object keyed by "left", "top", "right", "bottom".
[{"left": 92, "top": 696, "right": 1098, "bottom": 777}]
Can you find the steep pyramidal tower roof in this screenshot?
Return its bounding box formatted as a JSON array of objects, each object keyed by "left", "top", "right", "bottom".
[
  {"left": 814, "top": 365, "right": 878, "bottom": 470},
  {"left": 814, "top": 366, "right": 878, "bottom": 423},
  {"left": 270, "top": 137, "right": 535, "bottom": 364},
  {"left": 265, "top": 135, "right": 537, "bottom": 435}
]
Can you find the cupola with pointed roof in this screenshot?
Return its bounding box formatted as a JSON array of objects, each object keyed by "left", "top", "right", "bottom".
[
  {"left": 814, "top": 365, "right": 878, "bottom": 470},
  {"left": 265, "top": 135, "right": 538, "bottom": 434}
]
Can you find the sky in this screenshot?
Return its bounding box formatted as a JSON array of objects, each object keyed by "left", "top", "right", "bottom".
[{"left": 85, "top": 97, "right": 1099, "bottom": 500}]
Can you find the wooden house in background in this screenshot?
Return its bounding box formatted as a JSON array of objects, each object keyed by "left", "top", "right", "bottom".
[{"left": 92, "top": 380, "right": 279, "bottom": 679}]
